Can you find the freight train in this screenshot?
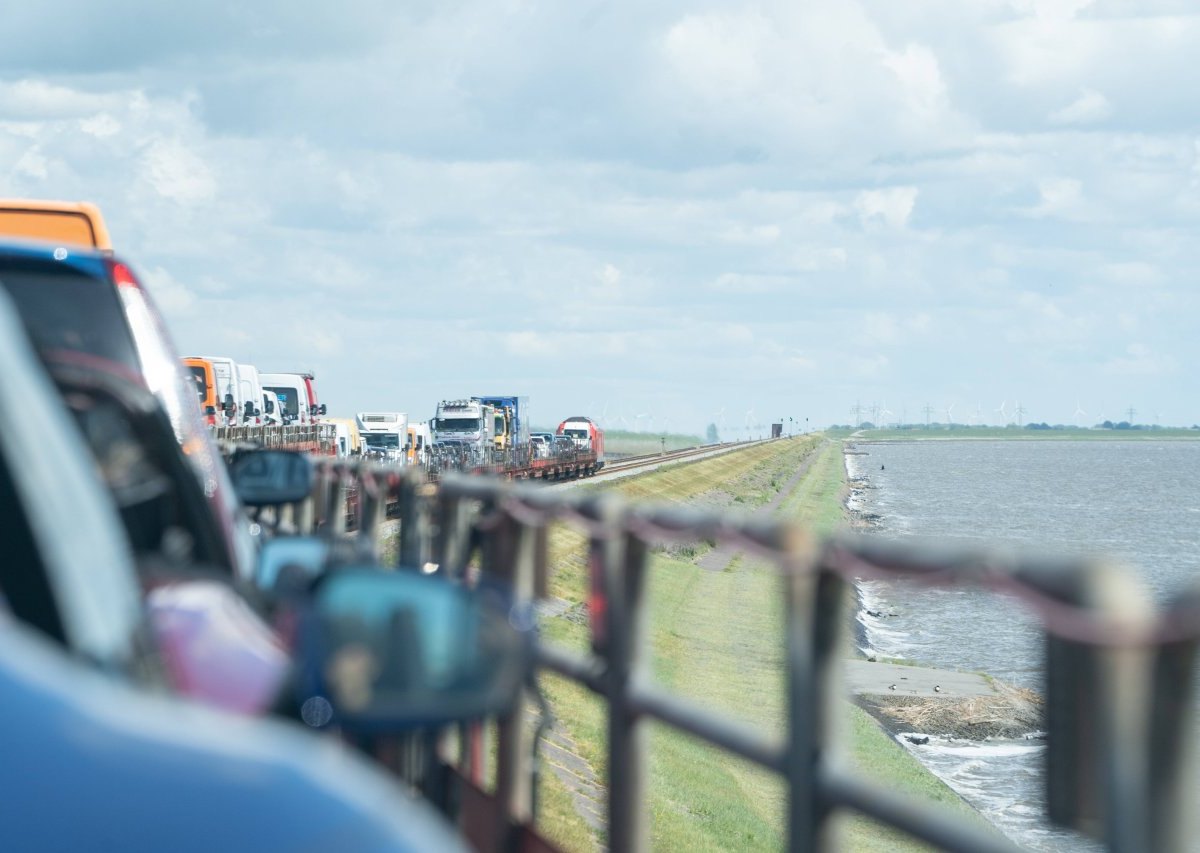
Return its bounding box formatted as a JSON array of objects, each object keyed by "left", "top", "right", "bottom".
[{"left": 429, "top": 408, "right": 605, "bottom": 482}]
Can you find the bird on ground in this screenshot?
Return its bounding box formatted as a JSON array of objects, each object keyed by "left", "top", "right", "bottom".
[
  {"left": 933, "top": 685, "right": 942, "bottom": 693},
  {"left": 889, "top": 684, "right": 896, "bottom": 691}
]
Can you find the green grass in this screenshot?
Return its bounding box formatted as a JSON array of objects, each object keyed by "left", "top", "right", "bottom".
[
  {"left": 840, "top": 706, "right": 988, "bottom": 851},
  {"left": 533, "top": 436, "right": 989, "bottom": 852},
  {"left": 604, "top": 429, "right": 707, "bottom": 455}
]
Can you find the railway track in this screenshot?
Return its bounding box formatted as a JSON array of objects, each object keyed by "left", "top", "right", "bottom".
[
  {"left": 600, "top": 441, "right": 755, "bottom": 475},
  {"left": 323, "top": 439, "right": 781, "bottom": 531}
]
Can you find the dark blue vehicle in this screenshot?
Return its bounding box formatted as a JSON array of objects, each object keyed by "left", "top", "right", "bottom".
[
  {"left": 0, "top": 238, "right": 257, "bottom": 582},
  {"left": 0, "top": 288, "right": 468, "bottom": 851}
]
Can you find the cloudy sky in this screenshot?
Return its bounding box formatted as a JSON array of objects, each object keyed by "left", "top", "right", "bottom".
[{"left": 3, "top": 0, "right": 1199, "bottom": 434}]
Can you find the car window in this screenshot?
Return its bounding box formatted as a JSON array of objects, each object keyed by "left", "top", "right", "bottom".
[
  {"left": 0, "top": 293, "right": 144, "bottom": 669},
  {"left": 0, "top": 260, "right": 140, "bottom": 372},
  {"left": 187, "top": 366, "right": 208, "bottom": 402},
  {"left": 264, "top": 386, "right": 300, "bottom": 419},
  {"left": 0, "top": 447, "right": 67, "bottom": 644}
]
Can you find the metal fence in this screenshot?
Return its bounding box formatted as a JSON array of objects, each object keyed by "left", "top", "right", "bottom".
[{"left": 267, "top": 457, "right": 1198, "bottom": 853}]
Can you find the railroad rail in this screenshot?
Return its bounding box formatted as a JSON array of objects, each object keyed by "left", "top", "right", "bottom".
[
  {"left": 599, "top": 439, "right": 768, "bottom": 475},
  {"left": 254, "top": 457, "right": 1196, "bottom": 853}
]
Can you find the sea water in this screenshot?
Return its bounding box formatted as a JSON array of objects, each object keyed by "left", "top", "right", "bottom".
[{"left": 845, "top": 439, "right": 1200, "bottom": 851}]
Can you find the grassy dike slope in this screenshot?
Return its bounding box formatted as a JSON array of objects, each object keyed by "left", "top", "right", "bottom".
[{"left": 536, "top": 437, "right": 982, "bottom": 851}]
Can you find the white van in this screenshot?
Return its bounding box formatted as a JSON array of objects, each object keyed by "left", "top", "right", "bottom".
[
  {"left": 198, "top": 356, "right": 241, "bottom": 426},
  {"left": 408, "top": 421, "right": 432, "bottom": 466},
  {"left": 236, "top": 363, "right": 265, "bottom": 425},
  {"left": 261, "top": 373, "right": 310, "bottom": 427}
]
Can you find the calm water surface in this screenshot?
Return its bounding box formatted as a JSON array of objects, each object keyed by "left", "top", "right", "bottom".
[{"left": 846, "top": 439, "right": 1200, "bottom": 850}]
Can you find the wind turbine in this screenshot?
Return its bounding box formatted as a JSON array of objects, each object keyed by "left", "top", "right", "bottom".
[
  {"left": 994, "top": 400, "right": 1009, "bottom": 426},
  {"left": 1072, "top": 401, "right": 1087, "bottom": 427},
  {"left": 944, "top": 403, "right": 956, "bottom": 428}
]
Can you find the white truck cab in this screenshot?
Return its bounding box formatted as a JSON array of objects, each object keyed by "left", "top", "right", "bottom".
[
  {"left": 433, "top": 399, "right": 497, "bottom": 466},
  {"left": 357, "top": 412, "right": 409, "bottom": 464}
]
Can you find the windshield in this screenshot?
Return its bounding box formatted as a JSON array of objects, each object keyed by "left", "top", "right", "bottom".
[
  {"left": 0, "top": 261, "right": 140, "bottom": 371},
  {"left": 564, "top": 429, "right": 588, "bottom": 439},
  {"left": 436, "top": 417, "right": 480, "bottom": 432},
  {"left": 364, "top": 433, "right": 401, "bottom": 449},
  {"left": 264, "top": 385, "right": 300, "bottom": 418}
]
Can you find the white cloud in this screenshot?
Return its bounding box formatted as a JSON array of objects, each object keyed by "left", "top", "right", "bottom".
[
  {"left": 599, "top": 264, "right": 622, "bottom": 288},
  {"left": 80, "top": 113, "right": 121, "bottom": 138},
  {"left": 851, "top": 354, "right": 890, "bottom": 378},
  {"left": 1049, "top": 88, "right": 1112, "bottom": 124},
  {"left": 861, "top": 313, "right": 900, "bottom": 345},
  {"left": 503, "top": 331, "right": 557, "bottom": 357},
  {"left": 140, "top": 137, "right": 216, "bottom": 204},
  {"left": 1102, "top": 343, "right": 1177, "bottom": 376},
  {"left": 141, "top": 266, "right": 197, "bottom": 317},
  {"left": 719, "top": 223, "right": 781, "bottom": 246},
  {"left": 883, "top": 43, "right": 948, "bottom": 119},
  {"left": 1027, "top": 177, "right": 1084, "bottom": 218},
  {"left": 1100, "top": 261, "right": 1160, "bottom": 285},
  {"left": 662, "top": 12, "right": 771, "bottom": 102},
  {"left": 0, "top": 79, "right": 122, "bottom": 118},
  {"left": 14, "top": 146, "right": 48, "bottom": 179},
  {"left": 855, "top": 187, "right": 918, "bottom": 228}
]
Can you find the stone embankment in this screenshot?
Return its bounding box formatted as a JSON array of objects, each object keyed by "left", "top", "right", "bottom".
[
  {"left": 849, "top": 660, "right": 1044, "bottom": 741},
  {"left": 841, "top": 442, "right": 1045, "bottom": 742}
]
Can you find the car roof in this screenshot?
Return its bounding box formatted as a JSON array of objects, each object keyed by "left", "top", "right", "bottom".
[{"left": 0, "top": 236, "right": 111, "bottom": 275}]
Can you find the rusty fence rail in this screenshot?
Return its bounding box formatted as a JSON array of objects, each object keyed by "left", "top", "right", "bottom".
[{"left": 263, "top": 457, "right": 1198, "bottom": 853}]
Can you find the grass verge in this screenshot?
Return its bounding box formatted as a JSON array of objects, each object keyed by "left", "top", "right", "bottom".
[{"left": 536, "top": 436, "right": 992, "bottom": 851}]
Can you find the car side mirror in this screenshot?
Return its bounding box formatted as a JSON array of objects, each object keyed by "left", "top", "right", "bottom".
[
  {"left": 229, "top": 449, "right": 313, "bottom": 506},
  {"left": 254, "top": 536, "right": 332, "bottom": 598},
  {"left": 318, "top": 404, "right": 327, "bottom": 416},
  {"left": 264, "top": 399, "right": 275, "bottom": 414},
  {"left": 224, "top": 393, "right": 235, "bottom": 406},
  {"left": 295, "top": 567, "right": 530, "bottom": 732}
]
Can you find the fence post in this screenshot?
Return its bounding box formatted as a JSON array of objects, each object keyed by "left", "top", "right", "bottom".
[
  {"left": 480, "top": 489, "right": 538, "bottom": 849},
  {"left": 397, "top": 475, "right": 431, "bottom": 570},
  {"left": 785, "top": 533, "right": 842, "bottom": 852},
  {"left": 599, "top": 497, "right": 648, "bottom": 853}
]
